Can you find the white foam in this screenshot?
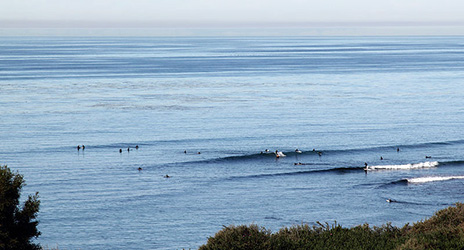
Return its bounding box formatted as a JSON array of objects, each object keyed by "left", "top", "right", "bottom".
[
  {"left": 408, "top": 176, "right": 464, "bottom": 183},
  {"left": 367, "top": 161, "right": 439, "bottom": 171}
]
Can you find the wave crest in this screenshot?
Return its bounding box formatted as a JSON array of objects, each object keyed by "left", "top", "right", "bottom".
[
  {"left": 367, "top": 161, "right": 439, "bottom": 171},
  {"left": 408, "top": 176, "right": 464, "bottom": 183}
]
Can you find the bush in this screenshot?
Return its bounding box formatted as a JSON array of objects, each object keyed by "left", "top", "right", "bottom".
[
  {"left": 199, "top": 224, "right": 271, "bottom": 250},
  {"left": 270, "top": 222, "right": 402, "bottom": 250},
  {"left": 398, "top": 203, "right": 464, "bottom": 250},
  {"left": 200, "top": 203, "right": 464, "bottom": 250},
  {"left": 0, "top": 165, "right": 41, "bottom": 250}
]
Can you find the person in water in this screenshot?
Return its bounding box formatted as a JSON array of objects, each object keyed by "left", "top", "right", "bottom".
[
  {"left": 119, "top": 149, "right": 122, "bottom": 153},
  {"left": 77, "top": 145, "right": 81, "bottom": 151}
]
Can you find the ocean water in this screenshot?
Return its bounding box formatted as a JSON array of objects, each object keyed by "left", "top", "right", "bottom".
[{"left": 1, "top": 36, "right": 464, "bottom": 249}]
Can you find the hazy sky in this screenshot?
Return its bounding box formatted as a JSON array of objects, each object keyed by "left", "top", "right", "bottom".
[{"left": 1, "top": 0, "right": 464, "bottom": 35}]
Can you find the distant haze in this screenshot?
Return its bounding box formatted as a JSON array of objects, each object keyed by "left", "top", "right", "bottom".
[{"left": 1, "top": 0, "right": 464, "bottom": 36}]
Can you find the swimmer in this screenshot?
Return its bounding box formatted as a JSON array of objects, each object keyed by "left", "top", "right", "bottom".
[
  {"left": 135, "top": 145, "right": 139, "bottom": 150},
  {"left": 138, "top": 167, "right": 142, "bottom": 171}
]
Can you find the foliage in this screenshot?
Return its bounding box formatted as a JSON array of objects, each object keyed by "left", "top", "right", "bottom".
[
  {"left": 397, "top": 203, "right": 464, "bottom": 250},
  {"left": 200, "top": 203, "right": 464, "bottom": 250},
  {"left": 0, "top": 165, "right": 41, "bottom": 250},
  {"left": 271, "top": 222, "right": 402, "bottom": 250},
  {"left": 199, "top": 224, "right": 271, "bottom": 250}
]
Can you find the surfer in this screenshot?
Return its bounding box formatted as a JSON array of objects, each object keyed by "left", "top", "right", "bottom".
[
  {"left": 425, "top": 155, "right": 432, "bottom": 159},
  {"left": 82, "top": 145, "right": 85, "bottom": 150},
  {"left": 275, "top": 150, "right": 286, "bottom": 158},
  {"left": 364, "top": 162, "right": 368, "bottom": 173},
  {"left": 138, "top": 167, "right": 142, "bottom": 171},
  {"left": 295, "top": 149, "right": 302, "bottom": 153},
  {"left": 386, "top": 199, "right": 396, "bottom": 203},
  {"left": 135, "top": 145, "right": 139, "bottom": 150},
  {"left": 119, "top": 149, "right": 122, "bottom": 153},
  {"left": 397, "top": 148, "right": 400, "bottom": 152},
  {"left": 164, "top": 174, "right": 171, "bottom": 178},
  {"left": 380, "top": 156, "right": 383, "bottom": 160}
]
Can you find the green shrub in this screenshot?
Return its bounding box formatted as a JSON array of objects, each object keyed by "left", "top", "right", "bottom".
[
  {"left": 200, "top": 203, "right": 464, "bottom": 250},
  {"left": 199, "top": 224, "right": 271, "bottom": 250},
  {"left": 398, "top": 203, "right": 464, "bottom": 250},
  {"left": 0, "top": 165, "right": 41, "bottom": 250},
  {"left": 271, "top": 222, "right": 402, "bottom": 250}
]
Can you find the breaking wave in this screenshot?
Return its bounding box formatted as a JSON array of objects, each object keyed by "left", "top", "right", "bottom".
[
  {"left": 366, "top": 161, "right": 439, "bottom": 171},
  {"left": 408, "top": 176, "right": 464, "bottom": 184}
]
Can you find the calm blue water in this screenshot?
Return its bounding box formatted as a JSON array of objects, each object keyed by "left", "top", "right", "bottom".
[{"left": 1, "top": 36, "right": 464, "bottom": 249}]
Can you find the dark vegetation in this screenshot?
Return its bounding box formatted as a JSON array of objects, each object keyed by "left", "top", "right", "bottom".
[
  {"left": 200, "top": 203, "right": 464, "bottom": 250},
  {"left": 0, "top": 165, "right": 41, "bottom": 250}
]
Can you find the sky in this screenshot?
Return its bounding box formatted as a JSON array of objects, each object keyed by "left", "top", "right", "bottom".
[{"left": 1, "top": 0, "right": 464, "bottom": 36}]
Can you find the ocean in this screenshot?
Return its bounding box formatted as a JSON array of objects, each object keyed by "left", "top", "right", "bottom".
[{"left": 1, "top": 36, "right": 464, "bottom": 249}]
